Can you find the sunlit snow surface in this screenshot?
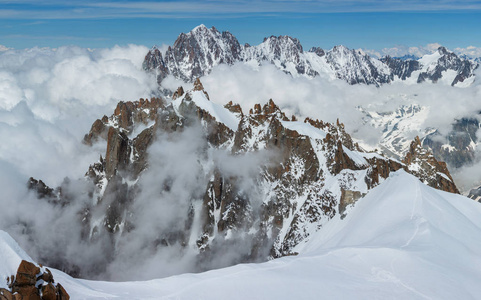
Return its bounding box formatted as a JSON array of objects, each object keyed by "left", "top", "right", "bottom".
[
  {"left": 16, "top": 171, "right": 477, "bottom": 299},
  {"left": 0, "top": 231, "right": 34, "bottom": 289}
]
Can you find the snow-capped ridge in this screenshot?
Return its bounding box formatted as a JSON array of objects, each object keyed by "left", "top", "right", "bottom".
[{"left": 143, "top": 25, "right": 479, "bottom": 87}]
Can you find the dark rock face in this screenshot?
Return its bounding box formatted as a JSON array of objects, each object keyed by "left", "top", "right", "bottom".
[
  {"left": 423, "top": 118, "right": 480, "bottom": 169},
  {"left": 468, "top": 186, "right": 481, "bottom": 202},
  {"left": 381, "top": 55, "right": 420, "bottom": 80},
  {"left": 417, "top": 47, "right": 478, "bottom": 85},
  {"left": 27, "top": 178, "right": 55, "bottom": 200},
  {"left": 325, "top": 46, "right": 391, "bottom": 86},
  {"left": 144, "top": 25, "right": 242, "bottom": 83},
  {"left": 308, "top": 47, "right": 325, "bottom": 57},
  {"left": 382, "top": 47, "right": 478, "bottom": 85},
  {"left": 1, "top": 260, "right": 69, "bottom": 300}
]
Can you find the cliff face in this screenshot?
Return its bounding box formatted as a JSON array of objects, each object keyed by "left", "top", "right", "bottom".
[{"left": 28, "top": 80, "right": 459, "bottom": 278}]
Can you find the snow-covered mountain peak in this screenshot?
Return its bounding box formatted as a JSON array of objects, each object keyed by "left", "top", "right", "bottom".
[
  {"left": 325, "top": 44, "right": 391, "bottom": 86},
  {"left": 143, "top": 25, "right": 479, "bottom": 87},
  {"left": 191, "top": 23, "right": 208, "bottom": 32}
]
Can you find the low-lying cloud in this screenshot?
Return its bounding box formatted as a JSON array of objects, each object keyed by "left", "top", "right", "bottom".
[{"left": 0, "top": 44, "right": 157, "bottom": 185}]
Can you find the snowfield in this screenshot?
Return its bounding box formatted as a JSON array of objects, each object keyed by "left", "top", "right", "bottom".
[{"left": 2, "top": 170, "right": 481, "bottom": 299}]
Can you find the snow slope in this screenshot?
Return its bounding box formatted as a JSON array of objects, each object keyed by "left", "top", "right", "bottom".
[
  {"left": 0, "top": 231, "right": 34, "bottom": 289},
  {"left": 36, "top": 170, "right": 481, "bottom": 299}
]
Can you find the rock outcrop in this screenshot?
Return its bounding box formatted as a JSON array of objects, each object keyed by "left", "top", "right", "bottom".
[
  {"left": 403, "top": 136, "right": 459, "bottom": 194},
  {"left": 0, "top": 260, "right": 69, "bottom": 300}
]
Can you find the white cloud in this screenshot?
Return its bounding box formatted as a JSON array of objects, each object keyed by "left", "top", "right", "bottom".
[
  {"left": 364, "top": 43, "right": 443, "bottom": 59},
  {"left": 454, "top": 46, "right": 481, "bottom": 58},
  {"left": 0, "top": 44, "right": 158, "bottom": 185}
]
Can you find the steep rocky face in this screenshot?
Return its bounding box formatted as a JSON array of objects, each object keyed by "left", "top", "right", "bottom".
[
  {"left": 308, "top": 47, "right": 325, "bottom": 57},
  {"left": 324, "top": 46, "right": 391, "bottom": 86},
  {"left": 381, "top": 55, "right": 421, "bottom": 80},
  {"left": 382, "top": 46, "right": 478, "bottom": 86},
  {"left": 28, "top": 81, "right": 459, "bottom": 279},
  {"left": 403, "top": 136, "right": 459, "bottom": 194},
  {"left": 416, "top": 47, "right": 478, "bottom": 86},
  {"left": 243, "top": 35, "right": 319, "bottom": 77},
  {"left": 143, "top": 25, "right": 479, "bottom": 87},
  {"left": 144, "top": 25, "right": 242, "bottom": 83},
  {"left": 423, "top": 118, "right": 480, "bottom": 169}
]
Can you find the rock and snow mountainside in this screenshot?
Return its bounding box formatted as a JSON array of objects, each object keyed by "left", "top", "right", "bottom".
[
  {"left": 360, "top": 102, "right": 480, "bottom": 180},
  {"left": 143, "top": 25, "right": 478, "bottom": 87},
  {"left": 26, "top": 80, "right": 458, "bottom": 279},
  {"left": 0, "top": 231, "right": 69, "bottom": 299},
  {"left": 7, "top": 171, "right": 481, "bottom": 299}
]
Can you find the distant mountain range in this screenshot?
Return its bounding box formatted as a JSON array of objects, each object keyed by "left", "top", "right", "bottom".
[{"left": 143, "top": 25, "right": 479, "bottom": 87}]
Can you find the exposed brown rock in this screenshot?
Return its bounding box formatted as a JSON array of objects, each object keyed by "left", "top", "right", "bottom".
[
  {"left": 330, "top": 141, "right": 363, "bottom": 175},
  {"left": 172, "top": 86, "right": 184, "bottom": 100},
  {"left": 40, "top": 284, "right": 55, "bottom": 300},
  {"left": 6, "top": 261, "right": 69, "bottom": 300},
  {"left": 39, "top": 269, "right": 54, "bottom": 284},
  {"left": 55, "top": 284, "right": 69, "bottom": 300},
  {"left": 403, "top": 136, "right": 459, "bottom": 193},
  {"left": 193, "top": 78, "right": 210, "bottom": 99},
  {"left": 13, "top": 261, "right": 40, "bottom": 287},
  {"left": 339, "top": 189, "right": 365, "bottom": 216},
  {"left": 83, "top": 118, "right": 108, "bottom": 146},
  {"left": 0, "top": 288, "right": 14, "bottom": 300},
  {"left": 104, "top": 127, "right": 131, "bottom": 179},
  {"left": 224, "top": 101, "right": 243, "bottom": 116},
  {"left": 13, "top": 286, "right": 40, "bottom": 300},
  {"left": 364, "top": 156, "right": 403, "bottom": 189}
]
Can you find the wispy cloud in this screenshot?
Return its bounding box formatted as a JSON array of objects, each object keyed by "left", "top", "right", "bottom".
[{"left": 0, "top": 0, "right": 480, "bottom": 19}]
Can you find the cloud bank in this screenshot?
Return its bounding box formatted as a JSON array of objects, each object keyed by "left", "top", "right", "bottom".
[{"left": 0, "top": 44, "right": 157, "bottom": 185}]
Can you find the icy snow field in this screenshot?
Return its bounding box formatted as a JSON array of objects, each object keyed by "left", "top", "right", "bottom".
[{"left": 2, "top": 170, "right": 481, "bottom": 299}]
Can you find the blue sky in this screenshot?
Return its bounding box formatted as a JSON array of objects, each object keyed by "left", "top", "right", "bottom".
[{"left": 0, "top": 0, "right": 480, "bottom": 54}]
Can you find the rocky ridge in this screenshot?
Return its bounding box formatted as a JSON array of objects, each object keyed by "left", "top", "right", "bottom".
[
  {"left": 28, "top": 79, "right": 459, "bottom": 277},
  {"left": 143, "top": 25, "right": 478, "bottom": 87}
]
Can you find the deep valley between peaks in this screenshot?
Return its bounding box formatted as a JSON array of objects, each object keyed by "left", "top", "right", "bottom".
[{"left": 23, "top": 79, "right": 459, "bottom": 282}]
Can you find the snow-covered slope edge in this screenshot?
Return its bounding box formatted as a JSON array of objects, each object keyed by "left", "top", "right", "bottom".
[
  {"left": 42, "top": 170, "right": 481, "bottom": 299},
  {"left": 0, "top": 231, "right": 34, "bottom": 289}
]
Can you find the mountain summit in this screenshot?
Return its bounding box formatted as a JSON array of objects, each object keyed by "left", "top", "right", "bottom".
[{"left": 143, "top": 26, "right": 478, "bottom": 87}]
